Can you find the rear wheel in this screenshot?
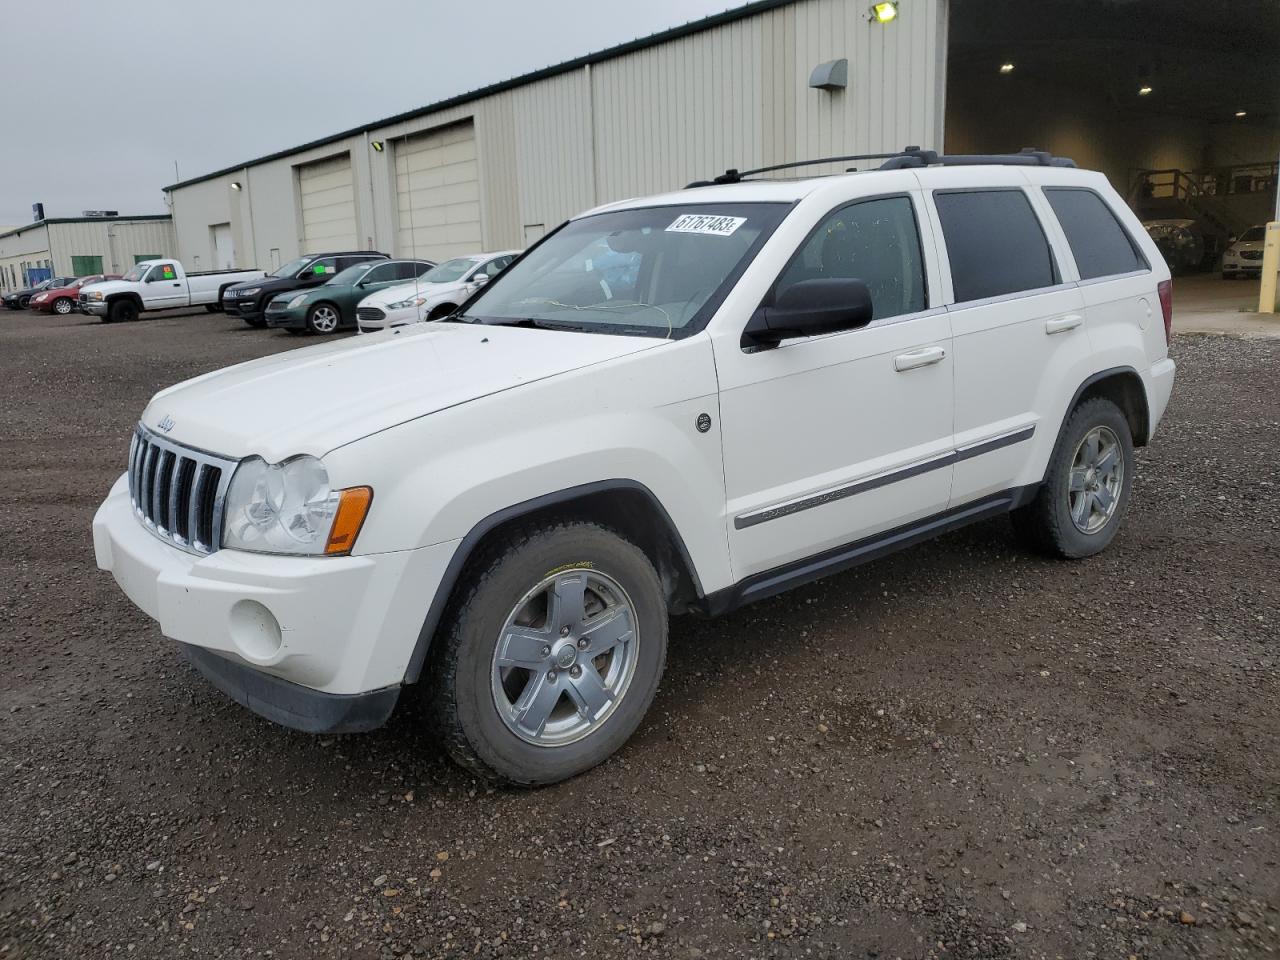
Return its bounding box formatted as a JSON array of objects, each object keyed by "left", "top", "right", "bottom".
[
  {"left": 1012, "top": 397, "right": 1134, "bottom": 558},
  {"left": 306, "top": 303, "right": 340, "bottom": 334},
  {"left": 426, "top": 522, "right": 668, "bottom": 786},
  {"left": 53, "top": 298, "right": 73, "bottom": 315},
  {"left": 107, "top": 299, "right": 138, "bottom": 324}
]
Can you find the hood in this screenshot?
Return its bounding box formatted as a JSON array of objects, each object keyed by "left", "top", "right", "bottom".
[
  {"left": 360, "top": 279, "right": 454, "bottom": 308},
  {"left": 79, "top": 279, "right": 132, "bottom": 298},
  {"left": 142, "top": 323, "right": 664, "bottom": 461},
  {"left": 227, "top": 275, "right": 285, "bottom": 293}
]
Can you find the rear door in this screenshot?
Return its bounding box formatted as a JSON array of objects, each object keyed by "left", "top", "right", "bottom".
[{"left": 919, "top": 172, "right": 1091, "bottom": 507}]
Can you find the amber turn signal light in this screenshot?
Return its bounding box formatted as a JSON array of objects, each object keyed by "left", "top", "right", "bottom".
[{"left": 325, "top": 486, "right": 373, "bottom": 555}]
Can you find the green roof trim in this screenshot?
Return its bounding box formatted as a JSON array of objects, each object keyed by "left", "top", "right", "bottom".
[{"left": 163, "top": 0, "right": 799, "bottom": 192}]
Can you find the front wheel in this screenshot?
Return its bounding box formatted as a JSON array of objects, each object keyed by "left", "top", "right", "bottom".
[
  {"left": 426, "top": 522, "right": 668, "bottom": 786},
  {"left": 306, "top": 303, "right": 340, "bottom": 334},
  {"left": 53, "top": 298, "right": 73, "bottom": 315},
  {"left": 1012, "top": 397, "right": 1134, "bottom": 558},
  {"left": 107, "top": 299, "right": 139, "bottom": 324}
]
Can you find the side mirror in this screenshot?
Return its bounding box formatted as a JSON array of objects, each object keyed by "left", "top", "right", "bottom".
[
  {"left": 472, "top": 273, "right": 490, "bottom": 286},
  {"left": 741, "top": 278, "right": 874, "bottom": 349}
]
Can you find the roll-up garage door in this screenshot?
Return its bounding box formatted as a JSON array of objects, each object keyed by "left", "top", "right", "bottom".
[
  {"left": 394, "top": 121, "right": 481, "bottom": 263},
  {"left": 299, "top": 153, "right": 357, "bottom": 253}
]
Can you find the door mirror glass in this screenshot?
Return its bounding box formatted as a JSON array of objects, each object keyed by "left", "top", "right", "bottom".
[{"left": 741, "top": 278, "right": 873, "bottom": 349}]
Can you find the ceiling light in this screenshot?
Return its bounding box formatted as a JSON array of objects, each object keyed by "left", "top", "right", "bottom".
[
  {"left": 999, "top": 62, "right": 1015, "bottom": 74},
  {"left": 870, "top": 2, "right": 898, "bottom": 23},
  {"left": 230, "top": 181, "right": 242, "bottom": 191},
  {"left": 1138, "top": 85, "right": 1153, "bottom": 96},
  {"left": 1235, "top": 110, "right": 1247, "bottom": 118}
]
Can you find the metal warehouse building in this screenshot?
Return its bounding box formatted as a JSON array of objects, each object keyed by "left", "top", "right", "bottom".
[
  {"left": 0, "top": 216, "right": 176, "bottom": 292},
  {"left": 164, "top": 0, "right": 1278, "bottom": 271}
]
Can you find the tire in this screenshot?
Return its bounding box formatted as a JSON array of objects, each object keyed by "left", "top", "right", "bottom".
[
  {"left": 18, "top": 296, "right": 31, "bottom": 309},
  {"left": 306, "top": 302, "right": 341, "bottom": 334},
  {"left": 426, "top": 522, "right": 668, "bottom": 786},
  {"left": 107, "top": 299, "right": 139, "bottom": 324},
  {"left": 426, "top": 303, "right": 456, "bottom": 322},
  {"left": 53, "top": 298, "right": 73, "bottom": 315},
  {"left": 1011, "top": 397, "right": 1134, "bottom": 559},
  {"left": 205, "top": 304, "right": 221, "bottom": 313}
]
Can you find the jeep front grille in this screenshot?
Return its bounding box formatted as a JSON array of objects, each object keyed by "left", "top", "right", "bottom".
[{"left": 127, "top": 425, "right": 238, "bottom": 555}]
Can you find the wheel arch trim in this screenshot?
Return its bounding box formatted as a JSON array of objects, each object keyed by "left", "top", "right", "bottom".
[
  {"left": 401, "top": 479, "right": 703, "bottom": 685},
  {"left": 1041, "top": 365, "right": 1148, "bottom": 484}
]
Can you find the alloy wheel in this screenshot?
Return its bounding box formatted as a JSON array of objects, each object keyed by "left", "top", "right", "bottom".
[
  {"left": 54, "top": 299, "right": 72, "bottom": 315},
  {"left": 310, "top": 305, "right": 339, "bottom": 333},
  {"left": 1068, "top": 425, "right": 1124, "bottom": 534},
  {"left": 490, "top": 568, "right": 639, "bottom": 747}
]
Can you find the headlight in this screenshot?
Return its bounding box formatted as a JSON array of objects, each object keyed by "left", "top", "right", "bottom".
[
  {"left": 237, "top": 287, "right": 261, "bottom": 298},
  {"left": 287, "top": 294, "right": 309, "bottom": 308},
  {"left": 387, "top": 296, "right": 427, "bottom": 309},
  {"left": 222, "top": 455, "right": 372, "bottom": 556},
  {"left": 33, "top": 294, "right": 46, "bottom": 302},
  {"left": 92, "top": 291, "right": 105, "bottom": 300}
]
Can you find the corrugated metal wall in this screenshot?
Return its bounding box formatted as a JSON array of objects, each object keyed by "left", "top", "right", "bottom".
[
  {"left": 0, "top": 219, "right": 176, "bottom": 289},
  {"left": 167, "top": 0, "right": 945, "bottom": 266}
]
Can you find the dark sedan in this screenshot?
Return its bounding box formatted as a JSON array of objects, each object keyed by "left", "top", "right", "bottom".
[{"left": 3, "top": 277, "right": 76, "bottom": 310}]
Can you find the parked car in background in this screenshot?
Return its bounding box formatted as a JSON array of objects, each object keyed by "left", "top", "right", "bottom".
[
  {"left": 1221, "top": 224, "right": 1269, "bottom": 279},
  {"left": 223, "top": 251, "right": 390, "bottom": 328},
  {"left": 29, "top": 275, "right": 120, "bottom": 314},
  {"left": 1142, "top": 218, "right": 1204, "bottom": 274},
  {"left": 4, "top": 277, "right": 75, "bottom": 310},
  {"left": 264, "top": 259, "right": 435, "bottom": 334},
  {"left": 93, "top": 152, "right": 1176, "bottom": 785},
  {"left": 355, "top": 251, "right": 520, "bottom": 333},
  {"left": 79, "top": 260, "right": 266, "bottom": 323}
]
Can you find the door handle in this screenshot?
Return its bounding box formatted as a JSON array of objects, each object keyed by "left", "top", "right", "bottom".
[
  {"left": 893, "top": 346, "right": 946, "bottom": 372},
  {"left": 172, "top": 283, "right": 181, "bottom": 287},
  {"left": 1045, "top": 314, "right": 1083, "bottom": 335}
]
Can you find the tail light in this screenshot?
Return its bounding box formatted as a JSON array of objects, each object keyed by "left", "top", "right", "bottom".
[{"left": 1157, "top": 279, "right": 1173, "bottom": 344}]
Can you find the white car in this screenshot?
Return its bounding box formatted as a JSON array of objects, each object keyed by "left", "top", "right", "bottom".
[
  {"left": 355, "top": 251, "right": 520, "bottom": 333},
  {"left": 1221, "top": 224, "right": 1269, "bottom": 279},
  {"left": 94, "top": 149, "right": 1175, "bottom": 786}
]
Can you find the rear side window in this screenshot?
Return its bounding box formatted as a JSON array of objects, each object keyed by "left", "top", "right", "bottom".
[
  {"left": 775, "top": 195, "right": 926, "bottom": 322},
  {"left": 934, "top": 189, "right": 1057, "bottom": 302},
  {"left": 1044, "top": 188, "right": 1146, "bottom": 280}
]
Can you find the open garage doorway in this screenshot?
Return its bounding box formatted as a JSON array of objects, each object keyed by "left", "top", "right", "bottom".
[{"left": 946, "top": 0, "right": 1279, "bottom": 279}]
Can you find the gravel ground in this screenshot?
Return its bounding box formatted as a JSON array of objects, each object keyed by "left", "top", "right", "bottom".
[{"left": 1, "top": 310, "right": 1278, "bottom": 959}]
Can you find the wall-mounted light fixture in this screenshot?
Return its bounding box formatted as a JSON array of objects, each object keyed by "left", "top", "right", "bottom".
[
  {"left": 230, "top": 181, "right": 243, "bottom": 191},
  {"left": 370, "top": 140, "right": 385, "bottom": 153},
  {"left": 869, "top": 1, "right": 897, "bottom": 23},
  {"left": 1138, "top": 85, "right": 1153, "bottom": 96},
  {"left": 809, "top": 58, "right": 849, "bottom": 91},
  {"left": 1235, "top": 110, "right": 1247, "bottom": 118},
  {"left": 999, "top": 62, "right": 1015, "bottom": 74}
]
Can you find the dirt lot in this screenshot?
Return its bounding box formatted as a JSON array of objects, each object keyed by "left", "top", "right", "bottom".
[{"left": 1, "top": 309, "right": 1278, "bottom": 960}]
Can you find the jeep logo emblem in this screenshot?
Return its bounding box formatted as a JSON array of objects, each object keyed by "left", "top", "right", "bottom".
[{"left": 157, "top": 415, "right": 176, "bottom": 434}]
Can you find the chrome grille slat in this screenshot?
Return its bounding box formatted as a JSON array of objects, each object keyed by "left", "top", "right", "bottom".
[{"left": 125, "top": 424, "right": 239, "bottom": 556}]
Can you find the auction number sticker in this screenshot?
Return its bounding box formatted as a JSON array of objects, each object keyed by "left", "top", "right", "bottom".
[{"left": 666, "top": 213, "right": 747, "bottom": 237}]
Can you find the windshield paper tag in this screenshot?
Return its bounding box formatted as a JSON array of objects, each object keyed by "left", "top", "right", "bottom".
[{"left": 666, "top": 214, "right": 746, "bottom": 237}]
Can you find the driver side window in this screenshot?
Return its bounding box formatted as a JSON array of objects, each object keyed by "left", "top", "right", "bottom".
[
  {"left": 146, "top": 263, "right": 176, "bottom": 283},
  {"left": 775, "top": 196, "right": 926, "bottom": 322}
]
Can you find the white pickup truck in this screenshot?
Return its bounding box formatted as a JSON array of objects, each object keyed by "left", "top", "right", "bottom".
[{"left": 80, "top": 260, "right": 266, "bottom": 323}]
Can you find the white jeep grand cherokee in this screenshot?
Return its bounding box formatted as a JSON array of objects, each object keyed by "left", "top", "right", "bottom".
[{"left": 94, "top": 151, "right": 1176, "bottom": 785}]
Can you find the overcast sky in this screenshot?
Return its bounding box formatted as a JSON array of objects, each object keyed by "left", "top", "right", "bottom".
[{"left": 0, "top": 0, "right": 735, "bottom": 225}]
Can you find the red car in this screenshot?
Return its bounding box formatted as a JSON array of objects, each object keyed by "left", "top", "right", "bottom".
[{"left": 28, "top": 275, "right": 120, "bottom": 315}]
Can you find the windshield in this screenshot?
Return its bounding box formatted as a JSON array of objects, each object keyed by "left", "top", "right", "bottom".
[
  {"left": 1240, "top": 227, "right": 1266, "bottom": 242},
  {"left": 122, "top": 264, "right": 151, "bottom": 282},
  {"left": 422, "top": 257, "right": 480, "bottom": 283},
  {"left": 270, "top": 257, "right": 310, "bottom": 278},
  {"left": 325, "top": 263, "right": 373, "bottom": 286},
  {"left": 460, "top": 203, "right": 789, "bottom": 337}
]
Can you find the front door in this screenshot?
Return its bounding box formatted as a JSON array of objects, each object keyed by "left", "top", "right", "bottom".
[
  {"left": 141, "top": 262, "right": 185, "bottom": 310},
  {"left": 714, "top": 193, "right": 955, "bottom": 581}
]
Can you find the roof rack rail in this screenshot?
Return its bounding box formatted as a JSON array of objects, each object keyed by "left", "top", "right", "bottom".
[{"left": 686, "top": 146, "right": 1075, "bottom": 187}]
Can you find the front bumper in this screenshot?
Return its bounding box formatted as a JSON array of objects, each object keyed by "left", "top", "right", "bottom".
[
  {"left": 93, "top": 473, "right": 459, "bottom": 731},
  {"left": 224, "top": 298, "right": 264, "bottom": 321},
  {"left": 265, "top": 303, "right": 308, "bottom": 329},
  {"left": 357, "top": 306, "right": 421, "bottom": 334},
  {"left": 81, "top": 300, "right": 109, "bottom": 316}
]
